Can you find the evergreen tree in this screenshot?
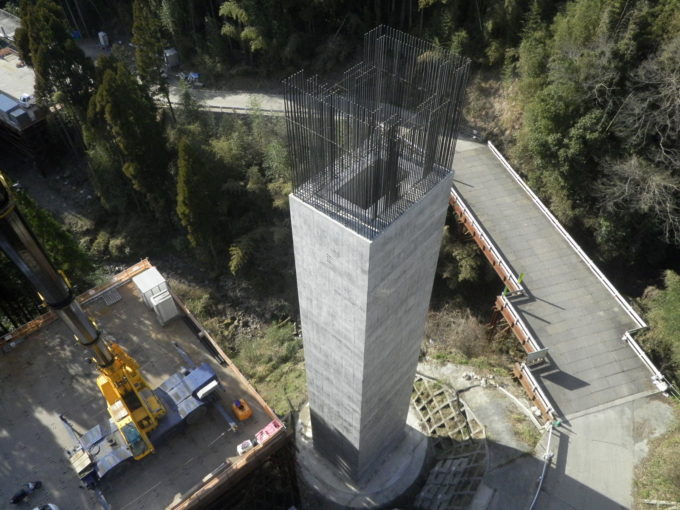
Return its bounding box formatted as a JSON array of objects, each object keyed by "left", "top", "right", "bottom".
[
  {"left": 19, "top": 0, "right": 94, "bottom": 118},
  {"left": 176, "top": 133, "right": 222, "bottom": 261},
  {"left": 88, "top": 59, "right": 172, "bottom": 219},
  {"left": 132, "top": 0, "right": 174, "bottom": 118}
]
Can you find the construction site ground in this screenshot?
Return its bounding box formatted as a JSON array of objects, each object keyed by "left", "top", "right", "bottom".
[
  {"left": 0, "top": 48, "right": 34, "bottom": 100},
  {"left": 0, "top": 278, "right": 282, "bottom": 510},
  {"left": 417, "top": 361, "right": 676, "bottom": 510}
]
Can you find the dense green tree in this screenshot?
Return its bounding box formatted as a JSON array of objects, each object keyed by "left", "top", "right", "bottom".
[
  {"left": 19, "top": 0, "right": 94, "bottom": 118},
  {"left": 13, "top": 24, "right": 31, "bottom": 66},
  {"left": 159, "top": 0, "right": 196, "bottom": 57},
  {"left": 176, "top": 131, "right": 223, "bottom": 261},
  {"left": 511, "top": 0, "right": 680, "bottom": 270},
  {"left": 174, "top": 113, "right": 286, "bottom": 274},
  {"left": 437, "top": 223, "right": 485, "bottom": 290},
  {"left": 642, "top": 270, "right": 680, "bottom": 384},
  {"left": 14, "top": 190, "right": 93, "bottom": 281},
  {"left": 132, "top": 0, "right": 174, "bottom": 117},
  {"left": 0, "top": 255, "right": 43, "bottom": 333},
  {"left": 88, "top": 58, "right": 172, "bottom": 219}
]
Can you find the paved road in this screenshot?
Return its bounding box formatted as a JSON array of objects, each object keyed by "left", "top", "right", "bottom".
[
  {"left": 167, "top": 86, "right": 284, "bottom": 113},
  {"left": 452, "top": 139, "right": 672, "bottom": 509},
  {"left": 0, "top": 55, "right": 284, "bottom": 115},
  {"left": 1, "top": 36, "right": 285, "bottom": 115},
  {"left": 0, "top": 8, "right": 20, "bottom": 39}
]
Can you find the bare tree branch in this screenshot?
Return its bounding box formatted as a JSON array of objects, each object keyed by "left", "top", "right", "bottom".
[{"left": 596, "top": 156, "right": 680, "bottom": 244}]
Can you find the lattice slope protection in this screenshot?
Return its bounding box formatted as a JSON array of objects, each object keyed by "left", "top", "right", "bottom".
[{"left": 284, "top": 26, "right": 470, "bottom": 239}]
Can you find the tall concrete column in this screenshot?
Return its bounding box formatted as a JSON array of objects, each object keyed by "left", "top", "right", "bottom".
[
  {"left": 290, "top": 172, "right": 452, "bottom": 480},
  {"left": 285, "top": 26, "right": 469, "bottom": 497}
]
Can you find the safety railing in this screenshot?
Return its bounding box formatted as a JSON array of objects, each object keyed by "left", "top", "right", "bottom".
[
  {"left": 496, "top": 295, "right": 540, "bottom": 353},
  {"left": 79, "top": 259, "right": 152, "bottom": 303},
  {"left": 623, "top": 331, "right": 679, "bottom": 397},
  {"left": 450, "top": 187, "right": 521, "bottom": 292},
  {"left": 514, "top": 362, "right": 556, "bottom": 422},
  {"left": 163, "top": 100, "right": 284, "bottom": 117}
]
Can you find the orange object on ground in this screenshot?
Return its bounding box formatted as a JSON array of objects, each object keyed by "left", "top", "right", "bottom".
[{"left": 231, "top": 398, "right": 253, "bottom": 421}]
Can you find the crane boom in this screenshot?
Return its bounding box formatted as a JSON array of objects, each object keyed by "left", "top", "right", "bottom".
[{"left": 0, "top": 177, "right": 113, "bottom": 366}]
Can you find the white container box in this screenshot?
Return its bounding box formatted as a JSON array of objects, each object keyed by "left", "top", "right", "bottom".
[{"left": 132, "top": 267, "right": 169, "bottom": 309}]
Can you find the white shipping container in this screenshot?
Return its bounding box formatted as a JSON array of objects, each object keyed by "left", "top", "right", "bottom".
[
  {"left": 132, "top": 267, "right": 169, "bottom": 309},
  {"left": 164, "top": 48, "right": 179, "bottom": 69}
]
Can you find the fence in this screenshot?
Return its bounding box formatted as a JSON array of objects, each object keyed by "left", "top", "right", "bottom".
[
  {"left": 449, "top": 189, "right": 521, "bottom": 292},
  {"left": 166, "top": 100, "right": 284, "bottom": 117}
]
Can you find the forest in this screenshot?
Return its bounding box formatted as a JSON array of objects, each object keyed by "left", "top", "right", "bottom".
[{"left": 1, "top": 0, "right": 680, "bottom": 503}]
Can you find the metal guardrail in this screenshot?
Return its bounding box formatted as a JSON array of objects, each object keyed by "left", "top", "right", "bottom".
[
  {"left": 164, "top": 100, "right": 284, "bottom": 117},
  {"left": 450, "top": 187, "right": 521, "bottom": 292},
  {"left": 514, "top": 362, "right": 556, "bottom": 421},
  {"left": 623, "top": 331, "right": 680, "bottom": 396},
  {"left": 496, "top": 294, "right": 540, "bottom": 353}
]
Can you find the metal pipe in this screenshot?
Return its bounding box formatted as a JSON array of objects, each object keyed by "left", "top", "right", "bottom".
[{"left": 0, "top": 175, "right": 113, "bottom": 367}]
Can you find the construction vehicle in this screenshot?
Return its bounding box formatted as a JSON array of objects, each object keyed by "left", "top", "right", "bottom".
[{"left": 0, "top": 173, "right": 236, "bottom": 486}]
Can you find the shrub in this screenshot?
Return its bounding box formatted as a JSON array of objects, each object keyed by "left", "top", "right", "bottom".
[{"left": 90, "top": 231, "right": 110, "bottom": 257}]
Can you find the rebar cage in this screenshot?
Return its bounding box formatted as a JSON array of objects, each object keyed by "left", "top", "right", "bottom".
[{"left": 284, "top": 26, "right": 470, "bottom": 239}]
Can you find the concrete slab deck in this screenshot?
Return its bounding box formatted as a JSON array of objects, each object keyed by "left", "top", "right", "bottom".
[
  {"left": 452, "top": 140, "right": 655, "bottom": 417},
  {"left": 452, "top": 140, "right": 672, "bottom": 510}
]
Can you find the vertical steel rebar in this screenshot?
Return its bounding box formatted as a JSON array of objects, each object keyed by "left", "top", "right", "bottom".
[{"left": 283, "top": 26, "right": 470, "bottom": 239}]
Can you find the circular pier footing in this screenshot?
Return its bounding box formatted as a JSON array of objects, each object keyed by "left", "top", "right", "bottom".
[{"left": 296, "top": 404, "right": 429, "bottom": 509}]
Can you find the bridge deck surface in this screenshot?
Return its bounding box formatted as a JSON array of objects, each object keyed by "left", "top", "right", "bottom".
[{"left": 452, "top": 139, "right": 654, "bottom": 417}]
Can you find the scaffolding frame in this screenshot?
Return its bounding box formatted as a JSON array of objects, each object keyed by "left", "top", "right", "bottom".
[{"left": 284, "top": 26, "right": 470, "bottom": 238}]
